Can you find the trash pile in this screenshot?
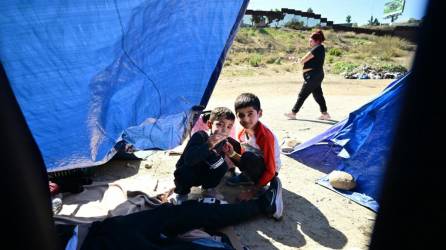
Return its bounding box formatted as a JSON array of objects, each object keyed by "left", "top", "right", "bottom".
[{"left": 342, "top": 65, "right": 407, "bottom": 79}]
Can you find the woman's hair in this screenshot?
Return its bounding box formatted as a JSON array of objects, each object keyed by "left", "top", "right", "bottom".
[{"left": 310, "top": 29, "right": 325, "bottom": 43}]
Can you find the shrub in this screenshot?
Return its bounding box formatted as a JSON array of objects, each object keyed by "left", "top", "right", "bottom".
[
  {"left": 328, "top": 48, "right": 342, "bottom": 56},
  {"left": 258, "top": 28, "right": 269, "bottom": 35},
  {"left": 284, "top": 19, "right": 305, "bottom": 30},
  {"left": 274, "top": 57, "right": 282, "bottom": 64},
  {"left": 265, "top": 56, "right": 282, "bottom": 65},
  {"left": 249, "top": 54, "right": 262, "bottom": 67},
  {"left": 285, "top": 46, "right": 296, "bottom": 53},
  {"left": 331, "top": 61, "right": 359, "bottom": 74},
  {"left": 378, "top": 63, "right": 407, "bottom": 73}
]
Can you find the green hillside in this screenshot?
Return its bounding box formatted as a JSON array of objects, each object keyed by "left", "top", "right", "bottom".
[{"left": 222, "top": 27, "right": 416, "bottom": 77}]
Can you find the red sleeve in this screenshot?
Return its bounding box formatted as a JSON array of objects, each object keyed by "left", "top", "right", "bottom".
[{"left": 256, "top": 125, "right": 276, "bottom": 187}]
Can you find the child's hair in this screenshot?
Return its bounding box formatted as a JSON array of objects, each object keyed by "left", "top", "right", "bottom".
[
  {"left": 310, "top": 29, "right": 325, "bottom": 43},
  {"left": 209, "top": 107, "right": 235, "bottom": 122},
  {"left": 234, "top": 93, "right": 261, "bottom": 112}
]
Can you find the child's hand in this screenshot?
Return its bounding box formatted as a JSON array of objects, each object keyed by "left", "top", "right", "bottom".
[
  {"left": 207, "top": 133, "right": 227, "bottom": 149},
  {"left": 222, "top": 142, "right": 233, "bottom": 155},
  {"left": 224, "top": 156, "right": 235, "bottom": 169}
]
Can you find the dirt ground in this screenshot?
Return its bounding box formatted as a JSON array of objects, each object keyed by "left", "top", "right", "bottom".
[{"left": 92, "top": 72, "right": 392, "bottom": 250}]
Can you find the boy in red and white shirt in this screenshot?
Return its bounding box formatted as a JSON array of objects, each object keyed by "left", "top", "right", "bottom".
[{"left": 223, "top": 93, "right": 283, "bottom": 219}]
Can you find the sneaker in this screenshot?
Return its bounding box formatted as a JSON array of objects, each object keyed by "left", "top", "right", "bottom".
[
  {"left": 318, "top": 113, "right": 331, "bottom": 120},
  {"left": 226, "top": 173, "right": 254, "bottom": 187},
  {"left": 168, "top": 193, "right": 188, "bottom": 205},
  {"left": 284, "top": 112, "right": 297, "bottom": 120},
  {"left": 201, "top": 187, "right": 224, "bottom": 200},
  {"left": 261, "top": 177, "right": 283, "bottom": 220},
  {"left": 197, "top": 197, "right": 228, "bottom": 205}
]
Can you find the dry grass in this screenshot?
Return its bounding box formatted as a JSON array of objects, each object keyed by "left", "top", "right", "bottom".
[{"left": 223, "top": 27, "right": 415, "bottom": 77}]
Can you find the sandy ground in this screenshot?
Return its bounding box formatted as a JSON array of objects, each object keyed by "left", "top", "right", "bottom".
[{"left": 92, "top": 72, "right": 393, "bottom": 250}]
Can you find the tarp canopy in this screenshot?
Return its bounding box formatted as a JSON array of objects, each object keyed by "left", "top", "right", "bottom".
[
  {"left": 0, "top": 0, "right": 248, "bottom": 172},
  {"left": 285, "top": 74, "right": 408, "bottom": 211}
]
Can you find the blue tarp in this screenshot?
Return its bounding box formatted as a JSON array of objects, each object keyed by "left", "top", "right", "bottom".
[
  {"left": 0, "top": 0, "right": 248, "bottom": 171},
  {"left": 285, "top": 74, "right": 409, "bottom": 211}
]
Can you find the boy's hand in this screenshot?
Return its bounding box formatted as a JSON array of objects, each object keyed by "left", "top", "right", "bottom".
[
  {"left": 207, "top": 133, "right": 227, "bottom": 149},
  {"left": 224, "top": 155, "right": 235, "bottom": 169},
  {"left": 222, "top": 142, "right": 233, "bottom": 155}
]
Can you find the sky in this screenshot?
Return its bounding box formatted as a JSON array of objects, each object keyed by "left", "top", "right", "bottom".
[{"left": 247, "top": 0, "right": 428, "bottom": 25}]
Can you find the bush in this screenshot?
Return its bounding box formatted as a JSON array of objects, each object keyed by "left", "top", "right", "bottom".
[
  {"left": 284, "top": 20, "right": 305, "bottom": 30},
  {"left": 331, "top": 61, "right": 359, "bottom": 74},
  {"left": 258, "top": 28, "right": 269, "bottom": 35},
  {"left": 249, "top": 54, "right": 262, "bottom": 67},
  {"left": 235, "top": 33, "right": 252, "bottom": 44},
  {"left": 328, "top": 48, "right": 342, "bottom": 56},
  {"left": 285, "top": 46, "right": 296, "bottom": 53},
  {"left": 265, "top": 56, "right": 282, "bottom": 65},
  {"left": 378, "top": 63, "right": 407, "bottom": 73}
]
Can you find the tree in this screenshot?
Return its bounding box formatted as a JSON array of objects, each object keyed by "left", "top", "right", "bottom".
[
  {"left": 307, "top": 8, "right": 313, "bottom": 13},
  {"left": 284, "top": 18, "right": 305, "bottom": 30},
  {"left": 250, "top": 15, "right": 262, "bottom": 26},
  {"left": 346, "top": 15, "right": 352, "bottom": 23},
  {"left": 373, "top": 18, "right": 380, "bottom": 26},
  {"left": 368, "top": 15, "right": 374, "bottom": 25}
]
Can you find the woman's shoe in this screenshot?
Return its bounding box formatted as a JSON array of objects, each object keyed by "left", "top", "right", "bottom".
[
  {"left": 318, "top": 113, "right": 331, "bottom": 120},
  {"left": 284, "top": 112, "right": 297, "bottom": 120}
]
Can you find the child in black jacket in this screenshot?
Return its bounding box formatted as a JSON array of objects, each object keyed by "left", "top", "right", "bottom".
[{"left": 171, "top": 107, "right": 240, "bottom": 203}]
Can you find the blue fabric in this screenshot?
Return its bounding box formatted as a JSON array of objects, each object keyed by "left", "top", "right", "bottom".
[
  {"left": 285, "top": 73, "right": 409, "bottom": 211},
  {"left": 192, "top": 238, "right": 233, "bottom": 249},
  {"left": 0, "top": 0, "right": 248, "bottom": 171},
  {"left": 65, "top": 226, "right": 78, "bottom": 250}
]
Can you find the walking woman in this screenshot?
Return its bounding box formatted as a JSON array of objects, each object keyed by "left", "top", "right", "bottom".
[{"left": 284, "top": 30, "right": 331, "bottom": 120}]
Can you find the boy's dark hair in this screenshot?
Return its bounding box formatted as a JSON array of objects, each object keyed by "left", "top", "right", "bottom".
[
  {"left": 209, "top": 107, "right": 235, "bottom": 122},
  {"left": 234, "top": 93, "right": 261, "bottom": 112}
]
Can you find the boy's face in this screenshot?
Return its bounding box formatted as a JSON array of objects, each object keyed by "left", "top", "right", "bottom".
[
  {"left": 236, "top": 106, "right": 262, "bottom": 130},
  {"left": 208, "top": 118, "right": 234, "bottom": 137}
]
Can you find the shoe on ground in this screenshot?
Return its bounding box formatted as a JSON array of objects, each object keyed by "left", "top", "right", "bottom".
[
  {"left": 284, "top": 112, "right": 297, "bottom": 120},
  {"left": 260, "top": 177, "right": 283, "bottom": 220},
  {"left": 198, "top": 197, "right": 228, "bottom": 205},
  {"left": 201, "top": 187, "right": 224, "bottom": 200},
  {"left": 226, "top": 173, "right": 254, "bottom": 187},
  {"left": 318, "top": 113, "right": 331, "bottom": 120},
  {"left": 168, "top": 193, "right": 188, "bottom": 205}
]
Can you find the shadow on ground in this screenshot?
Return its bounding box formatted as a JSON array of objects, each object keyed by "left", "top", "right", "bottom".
[
  {"left": 59, "top": 159, "right": 347, "bottom": 249},
  {"left": 59, "top": 159, "right": 142, "bottom": 206},
  {"left": 91, "top": 159, "right": 142, "bottom": 182},
  {"left": 218, "top": 175, "right": 347, "bottom": 249},
  {"left": 295, "top": 118, "right": 339, "bottom": 125}
]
